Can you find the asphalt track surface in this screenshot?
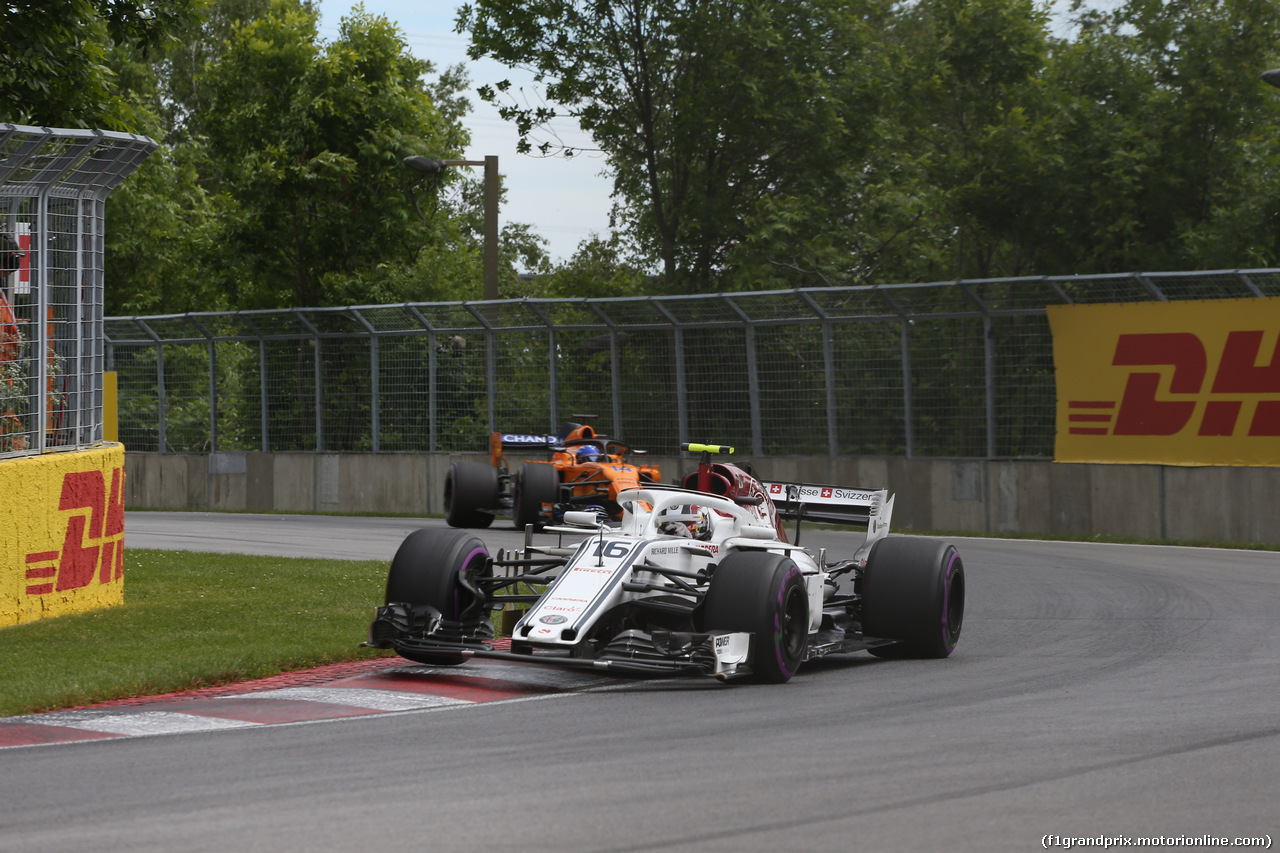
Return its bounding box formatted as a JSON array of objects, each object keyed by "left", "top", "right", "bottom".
[{"left": 3, "top": 512, "right": 1279, "bottom": 852}]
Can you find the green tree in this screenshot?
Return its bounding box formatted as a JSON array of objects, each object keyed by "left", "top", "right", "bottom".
[
  {"left": 543, "top": 236, "right": 649, "bottom": 299},
  {"left": 196, "top": 2, "right": 470, "bottom": 307},
  {"left": 103, "top": 40, "right": 220, "bottom": 314},
  {"left": 1047, "top": 0, "right": 1280, "bottom": 273},
  {"left": 0, "top": 0, "right": 203, "bottom": 129},
  {"left": 460, "top": 0, "right": 875, "bottom": 293}
]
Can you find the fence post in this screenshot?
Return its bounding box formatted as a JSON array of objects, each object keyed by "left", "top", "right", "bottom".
[
  {"left": 73, "top": 200, "right": 85, "bottom": 444},
  {"left": 652, "top": 300, "right": 688, "bottom": 448},
  {"left": 724, "top": 297, "right": 762, "bottom": 456},
  {"left": 209, "top": 339, "right": 217, "bottom": 452},
  {"left": 259, "top": 338, "right": 269, "bottom": 452},
  {"left": 1238, "top": 271, "right": 1265, "bottom": 298},
  {"left": 901, "top": 319, "right": 913, "bottom": 459},
  {"left": 34, "top": 192, "right": 47, "bottom": 453}
]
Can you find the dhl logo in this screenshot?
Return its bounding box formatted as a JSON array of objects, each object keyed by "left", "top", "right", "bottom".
[
  {"left": 1067, "top": 331, "right": 1279, "bottom": 438},
  {"left": 24, "top": 467, "right": 125, "bottom": 596}
]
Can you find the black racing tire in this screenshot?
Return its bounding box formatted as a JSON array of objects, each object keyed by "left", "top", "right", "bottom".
[
  {"left": 513, "top": 462, "right": 559, "bottom": 529},
  {"left": 701, "top": 551, "right": 809, "bottom": 683},
  {"left": 861, "top": 536, "right": 965, "bottom": 659},
  {"left": 385, "top": 528, "right": 491, "bottom": 665},
  {"left": 444, "top": 461, "right": 499, "bottom": 528}
]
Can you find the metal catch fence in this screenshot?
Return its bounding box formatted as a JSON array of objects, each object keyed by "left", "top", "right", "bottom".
[
  {"left": 103, "top": 270, "right": 1280, "bottom": 459},
  {"left": 1, "top": 124, "right": 156, "bottom": 458}
]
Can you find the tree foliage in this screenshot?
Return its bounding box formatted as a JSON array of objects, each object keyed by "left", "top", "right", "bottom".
[
  {"left": 460, "top": 0, "right": 883, "bottom": 293},
  {"left": 0, "top": 0, "right": 205, "bottom": 128},
  {"left": 97, "top": 0, "right": 496, "bottom": 312},
  {"left": 461, "top": 0, "right": 1280, "bottom": 290},
  {"left": 12, "top": 0, "right": 1280, "bottom": 314}
]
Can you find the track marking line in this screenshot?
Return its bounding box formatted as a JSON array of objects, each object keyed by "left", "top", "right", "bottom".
[
  {"left": 10, "top": 709, "right": 263, "bottom": 737},
  {"left": 226, "top": 686, "right": 471, "bottom": 712}
]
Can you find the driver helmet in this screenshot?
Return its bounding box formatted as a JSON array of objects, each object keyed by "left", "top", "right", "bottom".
[
  {"left": 576, "top": 444, "right": 604, "bottom": 463},
  {"left": 658, "top": 505, "right": 714, "bottom": 540}
]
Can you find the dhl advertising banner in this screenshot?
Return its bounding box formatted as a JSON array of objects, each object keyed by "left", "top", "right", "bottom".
[
  {"left": 1049, "top": 298, "right": 1280, "bottom": 466},
  {"left": 1, "top": 444, "right": 125, "bottom": 627}
]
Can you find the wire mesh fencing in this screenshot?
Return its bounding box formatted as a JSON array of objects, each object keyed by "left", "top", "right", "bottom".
[
  {"left": 1, "top": 124, "right": 156, "bottom": 458},
  {"left": 104, "top": 270, "right": 1280, "bottom": 459}
]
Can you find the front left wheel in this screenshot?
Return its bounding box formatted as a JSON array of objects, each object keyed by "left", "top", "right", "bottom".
[
  {"left": 385, "top": 528, "right": 492, "bottom": 665},
  {"left": 701, "top": 551, "right": 809, "bottom": 683}
]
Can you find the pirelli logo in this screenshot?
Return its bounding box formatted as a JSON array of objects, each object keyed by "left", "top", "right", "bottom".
[{"left": 1049, "top": 298, "right": 1280, "bottom": 466}]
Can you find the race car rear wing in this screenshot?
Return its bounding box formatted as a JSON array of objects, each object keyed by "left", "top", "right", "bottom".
[
  {"left": 763, "top": 481, "right": 895, "bottom": 559},
  {"left": 491, "top": 432, "right": 564, "bottom": 468},
  {"left": 495, "top": 433, "right": 562, "bottom": 449},
  {"left": 761, "top": 482, "right": 887, "bottom": 524}
]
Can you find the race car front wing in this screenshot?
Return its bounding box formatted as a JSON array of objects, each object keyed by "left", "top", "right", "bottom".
[{"left": 367, "top": 603, "right": 756, "bottom": 680}]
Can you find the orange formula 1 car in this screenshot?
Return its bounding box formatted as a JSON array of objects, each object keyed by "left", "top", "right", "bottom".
[{"left": 443, "top": 418, "right": 661, "bottom": 529}]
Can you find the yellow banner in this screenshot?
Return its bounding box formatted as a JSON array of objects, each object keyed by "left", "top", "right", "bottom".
[
  {"left": 1, "top": 444, "right": 126, "bottom": 626},
  {"left": 1049, "top": 297, "right": 1280, "bottom": 466}
]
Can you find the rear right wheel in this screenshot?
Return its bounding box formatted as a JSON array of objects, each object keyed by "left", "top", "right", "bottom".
[
  {"left": 861, "top": 536, "right": 965, "bottom": 658},
  {"left": 513, "top": 462, "right": 559, "bottom": 529}
]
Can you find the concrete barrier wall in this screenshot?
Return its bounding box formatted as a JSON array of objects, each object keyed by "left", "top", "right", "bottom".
[{"left": 123, "top": 451, "right": 1280, "bottom": 546}]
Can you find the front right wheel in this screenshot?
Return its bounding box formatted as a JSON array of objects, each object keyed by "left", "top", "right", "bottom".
[{"left": 701, "top": 551, "right": 809, "bottom": 683}]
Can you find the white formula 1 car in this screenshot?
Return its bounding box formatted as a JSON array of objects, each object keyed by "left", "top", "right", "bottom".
[{"left": 366, "top": 444, "right": 965, "bottom": 683}]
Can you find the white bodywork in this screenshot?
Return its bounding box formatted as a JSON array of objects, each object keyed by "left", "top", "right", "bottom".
[{"left": 516, "top": 486, "right": 888, "bottom": 643}]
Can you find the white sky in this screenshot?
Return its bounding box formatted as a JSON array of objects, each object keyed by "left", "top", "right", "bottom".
[{"left": 314, "top": 0, "right": 615, "bottom": 265}]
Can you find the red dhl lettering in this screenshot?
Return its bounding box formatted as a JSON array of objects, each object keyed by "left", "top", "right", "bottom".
[
  {"left": 24, "top": 467, "right": 125, "bottom": 596},
  {"left": 1068, "top": 331, "right": 1280, "bottom": 438}
]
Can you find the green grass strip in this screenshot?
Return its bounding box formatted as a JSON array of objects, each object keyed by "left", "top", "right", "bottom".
[{"left": 0, "top": 549, "right": 394, "bottom": 717}]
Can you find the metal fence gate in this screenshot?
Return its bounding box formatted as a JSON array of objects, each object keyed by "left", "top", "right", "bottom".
[{"left": 103, "top": 269, "right": 1280, "bottom": 459}]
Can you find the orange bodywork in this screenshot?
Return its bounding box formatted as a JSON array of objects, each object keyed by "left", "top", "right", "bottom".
[{"left": 490, "top": 422, "right": 661, "bottom": 515}]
